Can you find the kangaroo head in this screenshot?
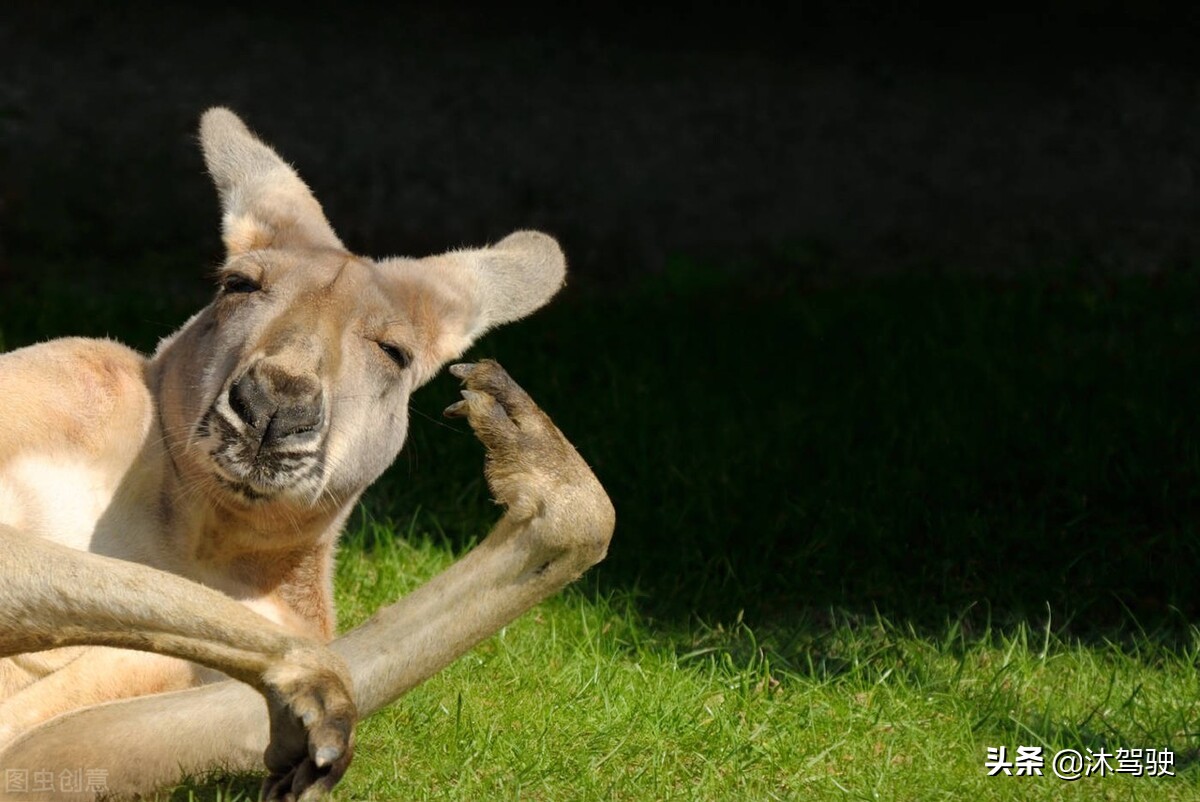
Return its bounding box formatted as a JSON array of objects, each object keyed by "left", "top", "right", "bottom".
[{"left": 153, "top": 108, "right": 565, "bottom": 515}]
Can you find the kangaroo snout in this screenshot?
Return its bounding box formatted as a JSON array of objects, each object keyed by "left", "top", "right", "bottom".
[{"left": 229, "top": 362, "right": 324, "bottom": 447}]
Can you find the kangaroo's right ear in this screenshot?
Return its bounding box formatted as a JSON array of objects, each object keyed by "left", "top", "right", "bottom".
[{"left": 199, "top": 107, "right": 344, "bottom": 257}]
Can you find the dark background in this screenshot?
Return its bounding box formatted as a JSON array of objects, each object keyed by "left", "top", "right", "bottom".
[
  {"left": 3, "top": 4, "right": 1200, "bottom": 647},
  {"left": 7, "top": 5, "right": 1200, "bottom": 280}
]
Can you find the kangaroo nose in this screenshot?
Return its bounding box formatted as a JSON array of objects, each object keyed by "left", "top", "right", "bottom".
[{"left": 228, "top": 363, "right": 323, "bottom": 446}]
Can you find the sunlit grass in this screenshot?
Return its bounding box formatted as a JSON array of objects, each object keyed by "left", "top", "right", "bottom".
[
  {"left": 5, "top": 260, "right": 1200, "bottom": 799},
  {"left": 326, "top": 530, "right": 1200, "bottom": 800}
]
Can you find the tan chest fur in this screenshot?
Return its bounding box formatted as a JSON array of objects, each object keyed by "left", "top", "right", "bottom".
[{"left": 0, "top": 339, "right": 152, "bottom": 547}]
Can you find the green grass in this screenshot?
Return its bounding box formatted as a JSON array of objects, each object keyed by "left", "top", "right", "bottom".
[{"left": 4, "top": 258, "right": 1200, "bottom": 799}]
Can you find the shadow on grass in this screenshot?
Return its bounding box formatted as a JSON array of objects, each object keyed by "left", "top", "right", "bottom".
[
  {"left": 396, "top": 263, "right": 1200, "bottom": 647},
  {"left": 164, "top": 775, "right": 259, "bottom": 802},
  {"left": 4, "top": 258, "right": 1199, "bottom": 653}
]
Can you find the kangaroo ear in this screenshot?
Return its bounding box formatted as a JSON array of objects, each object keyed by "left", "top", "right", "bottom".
[
  {"left": 457, "top": 230, "right": 567, "bottom": 334},
  {"left": 385, "top": 231, "right": 567, "bottom": 370},
  {"left": 199, "top": 107, "right": 343, "bottom": 256}
]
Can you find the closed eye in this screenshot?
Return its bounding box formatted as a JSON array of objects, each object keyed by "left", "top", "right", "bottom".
[
  {"left": 220, "top": 274, "right": 261, "bottom": 294},
  {"left": 379, "top": 342, "right": 412, "bottom": 370}
]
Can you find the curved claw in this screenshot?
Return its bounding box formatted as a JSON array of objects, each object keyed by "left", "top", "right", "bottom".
[
  {"left": 262, "top": 742, "right": 353, "bottom": 802},
  {"left": 260, "top": 646, "right": 358, "bottom": 800},
  {"left": 444, "top": 360, "right": 588, "bottom": 522},
  {"left": 449, "top": 360, "right": 538, "bottom": 416},
  {"left": 447, "top": 361, "right": 545, "bottom": 432}
]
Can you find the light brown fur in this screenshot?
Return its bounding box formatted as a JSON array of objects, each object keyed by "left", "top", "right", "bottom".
[{"left": 0, "top": 109, "right": 613, "bottom": 801}]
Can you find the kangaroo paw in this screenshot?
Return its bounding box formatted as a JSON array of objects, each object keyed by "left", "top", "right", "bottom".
[{"left": 260, "top": 645, "right": 357, "bottom": 801}]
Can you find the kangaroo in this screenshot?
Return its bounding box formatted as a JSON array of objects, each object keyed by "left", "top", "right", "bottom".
[{"left": 0, "top": 108, "right": 615, "bottom": 801}]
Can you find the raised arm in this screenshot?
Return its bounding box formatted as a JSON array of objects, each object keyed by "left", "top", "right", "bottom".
[{"left": 0, "top": 361, "right": 614, "bottom": 802}]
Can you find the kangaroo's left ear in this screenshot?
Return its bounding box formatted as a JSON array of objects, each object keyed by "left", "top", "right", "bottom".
[
  {"left": 383, "top": 230, "right": 567, "bottom": 372},
  {"left": 453, "top": 230, "right": 567, "bottom": 334}
]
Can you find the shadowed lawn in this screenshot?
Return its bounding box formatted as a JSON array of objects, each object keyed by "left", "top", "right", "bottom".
[{"left": 2, "top": 260, "right": 1199, "bottom": 799}]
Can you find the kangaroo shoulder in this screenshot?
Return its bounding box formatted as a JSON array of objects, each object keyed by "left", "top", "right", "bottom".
[{"left": 0, "top": 338, "right": 153, "bottom": 458}]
